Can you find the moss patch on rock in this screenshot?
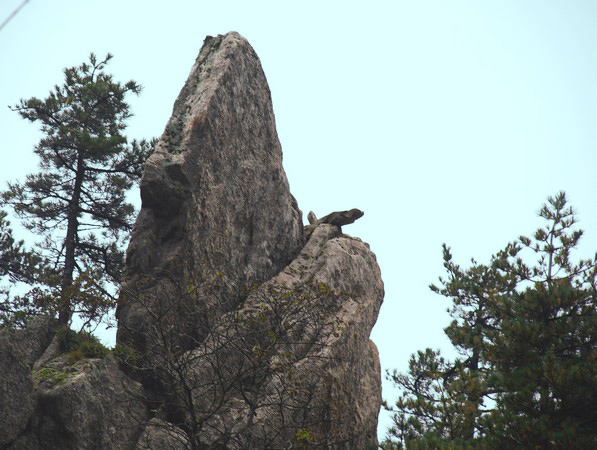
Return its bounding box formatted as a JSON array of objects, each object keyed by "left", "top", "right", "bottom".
[{"left": 33, "top": 367, "right": 70, "bottom": 385}]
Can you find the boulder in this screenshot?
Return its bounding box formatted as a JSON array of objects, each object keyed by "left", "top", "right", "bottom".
[{"left": 8, "top": 355, "right": 148, "bottom": 450}]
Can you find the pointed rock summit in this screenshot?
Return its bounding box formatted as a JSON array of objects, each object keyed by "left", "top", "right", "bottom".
[
  {"left": 128, "top": 32, "right": 303, "bottom": 282},
  {"left": 118, "top": 32, "right": 304, "bottom": 348}
]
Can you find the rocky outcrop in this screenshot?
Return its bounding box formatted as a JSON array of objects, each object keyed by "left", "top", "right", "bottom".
[
  {"left": 0, "top": 32, "right": 384, "bottom": 449},
  {"left": 282, "top": 224, "right": 382, "bottom": 446},
  {"left": 264, "top": 223, "right": 382, "bottom": 447},
  {"left": 6, "top": 355, "right": 148, "bottom": 450},
  {"left": 305, "top": 208, "right": 364, "bottom": 239},
  {"left": 114, "top": 31, "right": 384, "bottom": 448},
  {"left": 1, "top": 316, "right": 147, "bottom": 449}
]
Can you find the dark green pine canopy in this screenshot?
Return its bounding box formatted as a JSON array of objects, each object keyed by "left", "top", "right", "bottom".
[{"left": 384, "top": 192, "right": 597, "bottom": 449}]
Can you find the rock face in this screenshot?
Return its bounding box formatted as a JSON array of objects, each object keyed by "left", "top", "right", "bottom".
[
  {"left": 8, "top": 356, "right": 148, "bottom": 450},
  {"left": 118, "top": 32, "right": 304, "bottom": 355},
  {"left": 181, "top": 224, "right": 383, "bottom": 447},
  {"left": 0, "top": 32, "right": 384, "bottom": 449},
  {"left": 263, "top": 224, "right": 383, "bottom": 447},
  {"left": 0, "top": 317, "right": 54, "bottom": 447},
  {"left": 0, "top": 318, "right": 147, "bottom": 450}
]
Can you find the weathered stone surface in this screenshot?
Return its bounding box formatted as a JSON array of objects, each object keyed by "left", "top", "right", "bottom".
[
  {"left": 113, "top": 32, "right": 383, "bottom": 448},
  {"left": 320, "top": 208, "right": 364, "bottom": 227},
  {"left": 304, "top": 208, "right": 365, "bottom": 239},
  {"left": 178, "top": 223, "right": 384, "bottom": 448},
  {"left": 259, "top": 223, "right": 383, "bottom": 447},
  {"left": 0, "top": 316, "right": 54, "bottom": 447},
  {"left": 8, "top": 356, "right": 148, "bottom": 450},
  {"left": 118, "top": 32, "right": 304, "bottom": 354},
  {"left": 136, "top": 418, "right": 189, "bottom": 450}
]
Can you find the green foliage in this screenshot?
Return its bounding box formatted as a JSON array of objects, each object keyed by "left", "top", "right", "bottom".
[
  {"left": 66, "top": 347, "right": 85, "bottom": 364},
  {"left": 0, "top": 210, "right": 40, "bottom": 283},
  {"left": 33, "top": 367, "right": 70, "bottom": 385},
  {"left": 112, "top": 343, "right": 138, "bottom": 367},
  {"left": 295, "top": 428, "right": 316, "bottom": 443},
  {"left": 57, "top": 327, "right": 109, "bottom": 359},
  {"left": 78, "top": 338, "right": 110, "bottom": 359},
  {"left": 386, "top": 348, "right": 483, "bottom": 446},
  {"left": 386, "top": 192, "right": 597, "bottom": 448},
  {"left": 379, "top": 439, "right": 404, "bottom": 450},
  {"left": 2, "top": 53, "right": 154, "bottom": 326},
  {"left": 0, "top": 209, "right": 49, "bottom": 328}
]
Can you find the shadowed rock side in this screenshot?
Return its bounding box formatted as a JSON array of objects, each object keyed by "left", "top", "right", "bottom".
[
  {"left": 117, "top": 32, "right": 304, "bottom": 353},
  {"left": 0, "top": 317, "right": 54, "bottom": 447}
]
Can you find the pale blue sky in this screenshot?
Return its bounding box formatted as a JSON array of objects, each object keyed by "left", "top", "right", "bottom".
[{"left": 2, "top": 0, "right": 596, "bottom": 438}]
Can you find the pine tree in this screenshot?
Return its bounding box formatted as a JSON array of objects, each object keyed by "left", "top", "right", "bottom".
[
  {"left": 384, "top": 348, "right": 481, "bottom": 449},
  {"left": 2, "top": 53, "right": 153, "bottom": 326},
  {"left": 384, "top": 192, "right": 597, "bottom": 448},
  {"left": 483, "top": 192, "right": 597, "bottom": 448}
]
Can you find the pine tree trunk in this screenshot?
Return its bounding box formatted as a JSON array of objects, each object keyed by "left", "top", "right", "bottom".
[
  {"left": 464, "top": 311, "right": 483, "bottom": 440},
  {"left": 59, "top": 155, "right": 85, "bottom": 325},
  {"left": 464, "top": 349, "right": 480, "bottom": 440}
]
